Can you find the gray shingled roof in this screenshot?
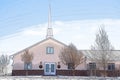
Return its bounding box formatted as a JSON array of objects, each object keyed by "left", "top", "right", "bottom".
[{"left": 80, "top": 50, "right": 120, "bottom": 61}]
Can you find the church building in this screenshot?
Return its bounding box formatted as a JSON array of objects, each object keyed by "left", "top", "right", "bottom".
[
  {"left": 11, "top": 5, "right": 120, "bottom": 76},
  {"left": 11, "top": 5, "right": 86, "bottom": 76}
]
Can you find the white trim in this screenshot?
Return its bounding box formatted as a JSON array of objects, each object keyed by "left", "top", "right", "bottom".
[{"left": 44, "top": 62, "right": 56, "bottom": 75}]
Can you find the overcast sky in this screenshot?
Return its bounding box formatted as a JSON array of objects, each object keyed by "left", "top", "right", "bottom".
[{"left": 0, "top": 0, "right": 120, "bottom": 55}]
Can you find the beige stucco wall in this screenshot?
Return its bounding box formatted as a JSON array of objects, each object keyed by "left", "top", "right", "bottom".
[
  {"left": 85, "top": 59, "right": 120, "bottom": 70},
  {"left": 13, "top": 38, "right": 68, "bottom": 70},
  {"left": 13, "top": 38, "right": 120, "bottom": 71}
]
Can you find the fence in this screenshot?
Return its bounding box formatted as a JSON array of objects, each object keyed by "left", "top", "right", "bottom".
[{"left": 12, "top": 70, "right": 120, "bottom": 77}]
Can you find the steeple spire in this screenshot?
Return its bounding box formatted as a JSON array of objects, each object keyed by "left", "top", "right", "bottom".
[{"left": 46, "top": 3, "right": 53, "bottom": 38}]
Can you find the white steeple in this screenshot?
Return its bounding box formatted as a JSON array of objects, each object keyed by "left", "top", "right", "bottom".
[{"left": 46, "top": 3, "right": 53, "bottom": 38}]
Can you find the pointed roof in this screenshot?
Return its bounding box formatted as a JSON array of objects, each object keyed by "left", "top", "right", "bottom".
[
  {"left": 11, "top": 38, "right": 67, "bottom": 57},
  {"left": 11, "top": 4, "right": 64, "bottom": 57}
]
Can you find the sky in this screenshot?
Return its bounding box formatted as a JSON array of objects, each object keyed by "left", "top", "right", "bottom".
[{"left": 0, "top": 0, "right": 120, "bottom": 55}]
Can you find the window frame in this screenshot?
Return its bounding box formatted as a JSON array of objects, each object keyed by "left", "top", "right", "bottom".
[
  {"left": 108, "top": 63, "right": 115, "bottom": 71},
  {"left": 24, "top": 62, "right": 32, "bottom": 70},
  {"left": 68, "top": 63, "right": 74, "bottom": 70},
  {"left": 88, "top": 62, "right": 96, "bottom": 70},
  {"left": 46, "top": 47, "right": 54, "bottom": 54}
]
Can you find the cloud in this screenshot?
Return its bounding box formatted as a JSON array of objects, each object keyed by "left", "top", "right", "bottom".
[
  {"left": 23, "top": 30, "right": 42, "bottom": 36},
  {"left": 0, "top": 19, "right": 120, "bottom": 55}
]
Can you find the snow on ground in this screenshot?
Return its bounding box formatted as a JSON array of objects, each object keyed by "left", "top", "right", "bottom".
[{"left": 0, "top": 76, "right": 120, "bottom": 80}]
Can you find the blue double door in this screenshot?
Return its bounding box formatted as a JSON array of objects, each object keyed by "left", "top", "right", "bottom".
[{"left": 44, "top": 63, "right": 56, "bottom": 75}]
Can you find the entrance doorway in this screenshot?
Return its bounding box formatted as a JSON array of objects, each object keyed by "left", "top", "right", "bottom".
[{"left": 44, "top": 62, "right": 56, "bottom": 75}]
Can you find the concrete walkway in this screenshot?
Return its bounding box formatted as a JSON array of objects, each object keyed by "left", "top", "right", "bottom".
[{"left": 0, "top": 76, "right": 119, "bottom": 80}]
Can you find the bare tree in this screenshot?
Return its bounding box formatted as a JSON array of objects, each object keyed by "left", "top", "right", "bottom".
[
  {"left": 0, "top": 54, "right": 10, "bottom": 75},
  {"left": 21, "top": 49, "right": 33, "bottom": 75},
  {"left": 59, "top": 43, "right": 85, "bottom": 75},
  {"left": 21, "top": 49, "right": 33, "bottom": 64},
  {"left": 89, "top": 26, "right": 114, "bottom": 77}
]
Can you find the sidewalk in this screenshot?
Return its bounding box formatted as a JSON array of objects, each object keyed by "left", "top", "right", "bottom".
[{"left": 0, "top": 76, "right": 119, "bottom": 80}]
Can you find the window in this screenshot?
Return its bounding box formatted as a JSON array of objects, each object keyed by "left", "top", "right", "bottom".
[
  {"left": 46, "top": 47, "right": 54, "bottom": 54},
  {"left": 46, "top": 64, "right": 49, "bottom": 72},
  {"left": 89, "top": 63, "right": 96, "bottom": 70},
  {"left": 108, "top": 63, "right": 115, "bottom": 71},
  {"left": 51, "top": 64, "right": 55, "bottom": 72},
  {"left": 68, "top": 63, "right": 74, "bottom": 70},
  {"left": 24, "top": 62, "right": 32, "bottom": 70}
]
